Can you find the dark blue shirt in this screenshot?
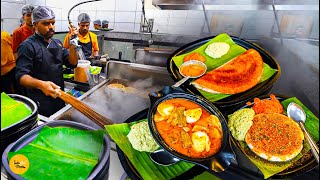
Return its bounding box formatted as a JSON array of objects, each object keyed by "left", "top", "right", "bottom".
[{"left": 15, "top": 33, "right": 76, "bottom": 82}]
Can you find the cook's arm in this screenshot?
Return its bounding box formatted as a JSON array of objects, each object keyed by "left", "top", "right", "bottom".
[
  {"left": 19, "top": 75, "right": 61, "bottom": 98},
  {"left": 13, "top": 53, "right": 18, "bottom": 60},
  {"left": 12, "top": 30, "right": 21, "bottom": 59},
  {"left": 92, "top": 35, "right": 99, "bottom": 57},
  {"left": 63, "top": 33, "right": 70, "bottom": 49},
  {"left": 63, "top": 26, "right": 78, "bottom": 49},
  {"left": 92, "top": 50, "right": 99, "bottom": 57},
  {"left": 68, "top": 45, "right": 78, "bottom": 66}
]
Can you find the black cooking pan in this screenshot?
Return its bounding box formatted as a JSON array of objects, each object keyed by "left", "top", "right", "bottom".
[
  {"left": 167, "top": 35, "right": 281, "bottom": 109},
  {"left": 147, "top": 86, "right": 263, "bottom": 179}
]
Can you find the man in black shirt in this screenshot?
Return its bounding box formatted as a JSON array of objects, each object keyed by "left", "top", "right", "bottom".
[{"left": 15, "top": 6, "right": 79, "bottom": 116}]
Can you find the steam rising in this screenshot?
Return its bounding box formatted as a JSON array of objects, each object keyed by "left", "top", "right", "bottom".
[{"left": 69, "top": 77, "right": 162, "bottom": 126}]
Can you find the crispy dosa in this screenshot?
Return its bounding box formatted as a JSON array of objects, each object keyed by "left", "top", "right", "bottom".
[
  {"left": 191, "top": 49, "right": 264, "bottom": 94},
  {"left": 245, "top": 113, "right": 304, "bottom": 162}
]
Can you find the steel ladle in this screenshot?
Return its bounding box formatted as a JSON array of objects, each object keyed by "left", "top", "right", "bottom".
[
  {"left": 287, "top": 102, "right": 319, "bottom": 163},
  {"left": 172, "top": 60, "right": 207, "bottom": 88}
]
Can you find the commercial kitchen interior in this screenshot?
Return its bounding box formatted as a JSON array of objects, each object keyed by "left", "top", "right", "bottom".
[
  {"left": 1, "top": 0, "right": 319, "bottom": 179},
  {"left": 2, "top": 0, "right": 318, "bottom": 70}
]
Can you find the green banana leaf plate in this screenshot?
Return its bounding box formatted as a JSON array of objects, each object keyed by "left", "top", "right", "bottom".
[{"left": 2, "top": 120, "right": 110, "bottom": 180}]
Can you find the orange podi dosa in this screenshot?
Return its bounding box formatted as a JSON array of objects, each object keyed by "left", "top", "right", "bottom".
[
  {"left": 245, "top": 113, "right": 304, "bottom": 162},
  {"left": 192, "top": 49, "right": 264, "bottom": 94},
  {"left": 154, "top": 98, "right": 223, "bottom": 158}
]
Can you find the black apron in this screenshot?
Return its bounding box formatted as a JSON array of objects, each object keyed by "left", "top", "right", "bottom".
[
  {"left": 78, "top": 33, "right": 93, "bottom": 60},
  {"left": 26, "top": 38, "right": 66, "bottom": 117}
]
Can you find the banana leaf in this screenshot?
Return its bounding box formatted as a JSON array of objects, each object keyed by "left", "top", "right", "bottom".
[
  {"left": 105, "top": 119, "right": 195, "bottom": 180},
  {"left": 63, "top": 74, "right": 74, "bottom": 79},
  {"left": 281, "top": 98, "right": 319, "bottom": 142},
  {"left": 236, "top": 97, "right": 319, "bottom": 179},
  {"left": 192, "top": 171, "right": 221, "bottom": 180},
  {"left": 172, "top": 33, "right": 278, "bottom": 102},
  {"left": 173, "top": 33, "right": 247, "bottom": 71},
  {"left": 1, "top": 92, "right": 32, "bottom": 129},
  {"left": 8, "top": 126, "right": 105, "bottom": 180}
]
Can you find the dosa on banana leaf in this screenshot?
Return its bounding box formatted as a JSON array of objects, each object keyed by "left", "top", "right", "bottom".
[{"left": 172, "top": 33, "right": 278, "bottom": 102}]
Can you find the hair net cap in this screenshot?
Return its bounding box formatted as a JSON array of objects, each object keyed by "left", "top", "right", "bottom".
[
  {"left": 21, "top": 4, "right": 34, "bottom": 15},
  {"left": 32, "top": 6, "right": 55, "bottom": 22},
  {"left": 77, "top": 13, "right": 91, "bottom": 23},
  {"left": 102, "top": 20, "right": 109, "bottom": 26},
  {"left": 93, "top": 19, "right": 101, "bottom": 25}
]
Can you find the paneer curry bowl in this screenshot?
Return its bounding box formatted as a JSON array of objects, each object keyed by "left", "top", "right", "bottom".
[{"left": 148, "top": 94, "right": 229, "bottom": 161}]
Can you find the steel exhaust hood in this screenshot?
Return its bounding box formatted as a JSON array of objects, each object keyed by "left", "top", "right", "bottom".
[
  {"left": 151, "top": 0, "right": 318, "bottom": 11},
  {"left": 152, "top": 0, "right": 206, "bottom": 10},
  {"left": 151, "top": 0, "right": 273, "bottom": 10}
]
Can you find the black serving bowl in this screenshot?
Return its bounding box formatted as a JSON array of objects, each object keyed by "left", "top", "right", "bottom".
[
  {"left": 1, "top": 94, "right": 38, "bottom": 133},
  {"left": 147, "top": 86, "right": 259, "bottom": 179},
  {"left": 167, "top": 35, "right": 281, "bottom": 109},
  {"left": 1, "top": 94, "right": 39, "bottom": 155},
  {"left": 116, "top": 108, "right": 208, "bottom": 180},
  {"left": 2, "top": 120, "right": 111, "bottom": 180}
]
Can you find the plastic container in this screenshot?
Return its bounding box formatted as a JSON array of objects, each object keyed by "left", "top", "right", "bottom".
[
  {"left": 74, "top": 60, "right": 91, "bottom": 83},
  {"left": 88, "top": 66, "right": 102, "bottom": 86}
]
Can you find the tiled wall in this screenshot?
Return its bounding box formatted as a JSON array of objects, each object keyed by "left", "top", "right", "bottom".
[
  {"left": 145, "top": 9, "right": 205, "bottom": 36},
  {"left": 144, "top": 8, "right": 319, "bottom": 40},
  {"left": 1, "top": 0, "right": 319, "bottom": 40},
  {"left": 1, "top": 0, "right": 143, "bottom": 34}
]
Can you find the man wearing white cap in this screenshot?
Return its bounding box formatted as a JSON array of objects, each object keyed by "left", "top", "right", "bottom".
[
  {"left": 63, "top": 13, "right": 99, "bottom": 60},
  {"left": 12, "top": 4, "right": 35, "bottom": 58},
  {"left": 93, "top": 19, "right": 101, "bottom": 30},
  {"left": 101, "top": 20, "right": 109, "bottom": 28},
  {"left": 15, "top": 6, "right": 79, "bottom": 116}
]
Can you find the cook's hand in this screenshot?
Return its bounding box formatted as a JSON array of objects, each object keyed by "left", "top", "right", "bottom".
[
  {"left": 40, "top": 81, "right": 61, "bottom": 99},
  {"left": 68, "top": 26, "right": 78, "bottom": 37},
  {"left": 70, "top": 37, "right": 79, "bottom": 47}
]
